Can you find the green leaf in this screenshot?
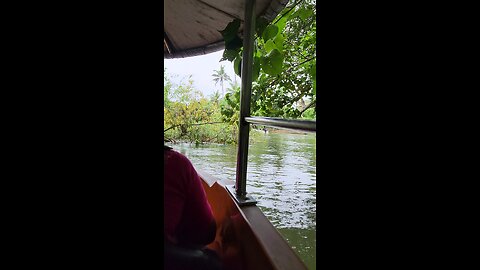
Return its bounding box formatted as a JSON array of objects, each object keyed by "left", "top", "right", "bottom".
[
  {"left": 290, "top": 9, "right": 300, "bottom": 19},
  {"left": 273, "top": 34, "right": 284, "bottom": 51},
  {"left": 309, "top": 62, "right": 316, "bottom": 78},
  {"left": 221, "top": 48, "right": 240, "bottom": 61},
  {"left": 255, "top": 17, "right": 269, "bottom": 38},
  {"left": 264, "top": 39, "right": 276, "bottom": 53},
  {"left": 260, "top": 49, "right": 284, "bottom": 76},
  {"left": 220, "top": 19, "right": 241, "bottom": 42},
  {"left": 234, "top": 55, "right": 242, "bottom": 77},
  {"left": 234, "top": 88, "right": 240, "bottom": 98},
  {"left": 225, "top": 35, "right": 242, "bottom": 50},
  {"left": 262, "top": 24, "right": 278, "bottom": 41},
  {"left": 275, "top": 16, "right": 289, "bottom": 32},
  {"left": 298, "top": 8, "right": 313, "bottom": 20},
  {"left": 225, "top": 94, "right": 235, "bottom": 107},
  {"left": 313, "top": 81, "right": 316, "bottom": 95}
]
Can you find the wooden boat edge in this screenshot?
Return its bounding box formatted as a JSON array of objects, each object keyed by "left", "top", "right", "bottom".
[{"left": 197, "top": 169, "right": 308, "bottom": 270}]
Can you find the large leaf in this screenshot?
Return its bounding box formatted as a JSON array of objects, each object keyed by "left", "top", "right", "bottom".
[
  {"left": 273, "top": 34, "right": 284, "bottom": 51},
  {"left": 234, "top": 55, "right": 242, "bottom": 77},
  {"left": 260, "top": 49, "right": 284, "bottom": 76},
  {"left": 264, "top": 39, "right": 276, "bottom": 53},
  {"left": 262, "top": 24, "right": 278, "bottom": 41},
  {"left": 234, "top": 55, "right": 259, "bottom": 81},
  {"left": 220, "top": 19, "right": 242, "bottom": 60},
  {"left": 220, "top": 19, "right": 241, "bottom": 42},
  {"left": 221, "top": 48, "right": 240, "bottom": 61},
  {"left": 255, "top": 17, "right": 269, "bottom": 37},
  {"left": 298, "top": 8, "right": 313, "bottom": 20},
  {"left": 275, "top": 15, "right": 289, "bottom": 32},
  {"left": 225, "top": 35, "right": 242, "bottom": 50},
  {"left": 291, "top": 7, "right": 313, "bottom": 21}
]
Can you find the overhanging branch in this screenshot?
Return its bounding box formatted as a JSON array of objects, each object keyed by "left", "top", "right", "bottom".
[{"left": 300, "top": 99, "right": 316, "bottom": 114}]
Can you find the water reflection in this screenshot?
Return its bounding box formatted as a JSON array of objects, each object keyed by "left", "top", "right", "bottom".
[{"left": 168, "top": 132, "right": 316, "bottom": 269}]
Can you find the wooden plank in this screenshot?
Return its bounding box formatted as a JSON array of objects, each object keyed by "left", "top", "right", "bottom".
[
  {"left": 199, "top": 172, "right": 308, "bottom": 270},
  {"left": 240, "top": 206, "right": 308, "bottom": 270},
  {"left": 196, "top": 168, "right": 219, "bottom": 187}
]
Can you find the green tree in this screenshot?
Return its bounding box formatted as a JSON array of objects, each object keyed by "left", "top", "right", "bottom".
[
  {"left": 164, "top": 70, "right": 240, "bottom": 144},
  {"left": 226, "top": 81, "right": 240, "bottom": 94},
  {"left": 209, "top": 90, "right": 222, "bottom": 105},
  {"left": 220, "top": 82, "right": 241, "bottom": 125},
  {"left": 212, "top": 65, "right": 231, "bottom": 96}
]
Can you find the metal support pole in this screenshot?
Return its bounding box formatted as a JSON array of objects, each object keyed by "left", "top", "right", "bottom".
[
  {"left": 227, "top": 0, "right": 257, "bottom": 206},
  {"left": 245, "top": 117, "right": 317, "bottom": 133}
]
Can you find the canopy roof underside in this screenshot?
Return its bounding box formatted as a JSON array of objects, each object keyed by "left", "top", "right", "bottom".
[{"left": 164, "top": 0, "right": 289, "bottom": 59}]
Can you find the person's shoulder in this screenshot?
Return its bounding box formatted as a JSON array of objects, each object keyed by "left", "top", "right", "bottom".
[{"left": 166, "top": 149, "right": 192, "bottom": 166}]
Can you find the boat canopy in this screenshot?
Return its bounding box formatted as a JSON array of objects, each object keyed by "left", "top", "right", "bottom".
[{"left": 164, "top": 0, "right": 289, "bottom": 59}]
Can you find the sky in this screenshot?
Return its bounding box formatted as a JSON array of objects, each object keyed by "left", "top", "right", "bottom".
[{"left": 164, "top": 51, "right": 240, "bottom": 98}]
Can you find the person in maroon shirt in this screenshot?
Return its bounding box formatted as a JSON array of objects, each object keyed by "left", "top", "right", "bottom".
[{"left": 164, "top": 146, "right": 220, "bottom": 270}]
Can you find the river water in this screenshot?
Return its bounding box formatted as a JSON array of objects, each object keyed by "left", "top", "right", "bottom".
[{"left": 167, "top": 131, "right": 316, "bottom": 269}]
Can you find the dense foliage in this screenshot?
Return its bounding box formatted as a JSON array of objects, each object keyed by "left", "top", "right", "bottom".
[
  {"left": 219, "top": 0, "right": 316, "bottom": 119},
  {"left": 164, "top": 70, "right": 240, "bottom": 144}
]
